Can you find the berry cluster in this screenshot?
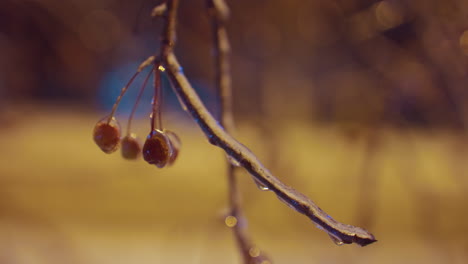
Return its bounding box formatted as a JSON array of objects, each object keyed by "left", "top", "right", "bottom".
[{"left": 93, "top": 56, "right": 180, "bottom": 168}]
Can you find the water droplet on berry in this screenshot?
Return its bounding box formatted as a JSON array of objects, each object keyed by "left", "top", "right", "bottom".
[
  {"left": 165, "top": 130, "right": 181, "bottom": 166},
  {"left": 121, "top": 134, "right": 141, "bottom": 160},
  {"left": 93, "top": 117, "right": 121, "bottom": 154},
  {"left": 143, "top": 129, "right": 171, "bottom": 168}
]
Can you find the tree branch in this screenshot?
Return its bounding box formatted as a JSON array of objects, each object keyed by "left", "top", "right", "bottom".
[
  {"left": 160, "top": 0, "right": 376, "bottom": 247},
  {"left": 207, "top": 0, "right": 270, "bottom": 263},
  {"left": 164, "top": 52, "right": 376, "bottom": 246}
]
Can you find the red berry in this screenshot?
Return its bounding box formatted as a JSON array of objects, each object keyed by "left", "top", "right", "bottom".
[
  {"left": 142, "top": 129, "right": 171, "bottom": 168},
  {"left": 93, "top": 117, "right": 121, "bottom": 153},
  {"left": 165, "top": 130, "right": 181, "bottom": 166},
  {"left": 121, "top": 134, "right": 141, "bottom": 160}
]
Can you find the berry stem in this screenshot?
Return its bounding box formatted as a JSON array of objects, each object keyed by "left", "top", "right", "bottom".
[
  {"left": 151, "top": 60, "right": 163, "bottom": 131},
  {"left": 108, "top": 71, "right": 140, "bottom": 124},
  {"left": 157, "top": 66, "right": 164, "bottom": 130},
  {"left": 126, "top": 66, "right": 154, "bottom": 136}
]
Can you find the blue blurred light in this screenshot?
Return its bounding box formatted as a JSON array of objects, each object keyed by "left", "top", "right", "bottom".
[
  {"left": 98, "top": 62, "right": 153, "bottom": 117},
  {"left": 98, "top": 62, "right": 217, "bottom": 120}
]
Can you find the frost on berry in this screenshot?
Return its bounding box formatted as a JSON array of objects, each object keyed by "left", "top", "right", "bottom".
[
  {"left": 143, "top": 129, "right": 171, "bottom": 168},
  {"left": 165, "top": 130, "right": 181, "bottom": 166},
  {"left": 93, "top": 117, "right": 121, "bottom": 154},
  {"left": 121, "top": 134, "right": 141, "bottom": 160}
]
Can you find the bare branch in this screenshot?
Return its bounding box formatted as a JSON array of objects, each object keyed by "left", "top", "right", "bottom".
[
  {"left": 207, "top": 0, "right": 270, "bottom": 263},
  {"left": 164, "top": 52, "right": 376, "bottom": 247},
  {"left": 160, "top": 0, "right": 376, "bottom": 247}
]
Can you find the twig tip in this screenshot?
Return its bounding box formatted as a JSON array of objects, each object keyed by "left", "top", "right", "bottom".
[
  {"left": 138, "top": 55, "right": 156, "bottom": 72},
  {"left": 151, "top": 3, "right": 168, "bottom": 18},
  {"left": 209, "top": 0, "right": 230, "bottom": 21}
]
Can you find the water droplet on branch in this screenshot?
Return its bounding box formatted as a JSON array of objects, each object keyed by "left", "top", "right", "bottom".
[
  {"left": 328, "top": 233, "right": 344, "bottom": 246},
  {"left": 252, "top": 177, "right": 269, "bottom": 191},
  {"left": 226, "top": 154, "right": 240, "bottom": 167}
]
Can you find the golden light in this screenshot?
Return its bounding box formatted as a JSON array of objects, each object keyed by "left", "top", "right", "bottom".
[
  {"left": 224, "top": 215, "right": 238, "bottom": 227},
  {"left": 249, "top": 246, "right": 261, "bottom": 257}
]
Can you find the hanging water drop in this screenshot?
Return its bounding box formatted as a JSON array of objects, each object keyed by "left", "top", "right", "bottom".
[
  {"left": 252, "top": 177, "right": 269, "bottom": 191},
  {"left": 328, "top": 233, "right": 344, "bottom": 246},
  {"left": 226, "top": 154, "right": 240, "bottom": 167}
]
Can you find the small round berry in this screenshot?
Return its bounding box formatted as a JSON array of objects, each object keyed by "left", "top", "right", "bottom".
[
  {"left": 142, "top": 129, "right": 171, "bottom": 168},
  {"left": 121, "top": 134, "right": 141, "bottom": 160},
  {"left": 93, "top": 117, "right": 121, "bottom": 153},
  {"left": 165, "top": 130, "right": 181, "bottom": 166}
]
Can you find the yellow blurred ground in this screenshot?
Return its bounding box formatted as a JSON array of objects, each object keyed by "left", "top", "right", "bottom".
[{"left": 0, "top": 105, "right": 467, "bottom": 263}]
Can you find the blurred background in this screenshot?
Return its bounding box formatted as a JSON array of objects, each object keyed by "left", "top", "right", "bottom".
[{"left": 1, "top": 0, "right": 467, "bottom": 263}]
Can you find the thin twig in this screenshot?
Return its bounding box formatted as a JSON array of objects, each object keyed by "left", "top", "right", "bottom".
[
  {"left": 108, "top": 55, "right": 155, "bottom": 124},
  {"left": 207, "top": 0, "right": 234, "bottom": 132},
  {"left": 160, "top": 0, "right": 376, "bottom": 247},
  {"left": 207, "top": 0, "right": 269, "bottom": 263},
  {"left": 159, "top": 0, "right": 178, "bottom": 59}
]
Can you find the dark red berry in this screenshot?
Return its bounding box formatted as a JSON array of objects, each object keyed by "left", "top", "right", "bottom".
[
  {"left": 165, "top": 130, "right": 181, "bottom": 166},
  {"left": 121, "top": 134, "right": 141, "bottom": 160},
  {"left": 93, "top": 117, "right": 121, "bottom": 153},
  {"left": 142, "top": 129, "right": 171, "bottom": 168}
]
